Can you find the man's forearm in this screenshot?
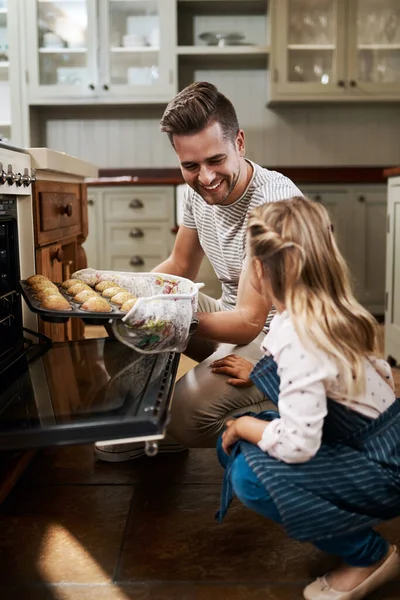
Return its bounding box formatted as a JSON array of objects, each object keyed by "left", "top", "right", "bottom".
[{"left": 196, "top": 308, "right": 266, "bottom": 345}]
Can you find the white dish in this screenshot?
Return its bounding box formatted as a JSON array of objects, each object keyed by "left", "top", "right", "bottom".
[{"left": 198, "top": 32, "right": 245, "bottom": 46}]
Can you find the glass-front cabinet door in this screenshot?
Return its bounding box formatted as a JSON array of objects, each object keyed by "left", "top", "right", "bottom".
[
  {"left": 347, "top": 0, "right": 400, "bottom": 98},
  {"left": 271, "top": 0, "right": 347, "bottom": 101},
  {"left": 98, "top": 0, "right": 176, "bottom": 100},
  {"left": 0, "top": 0, "right": 11, "bottom": 140},
  {"left": 26, "top": 0, "right": 98, "bottom": 100}
]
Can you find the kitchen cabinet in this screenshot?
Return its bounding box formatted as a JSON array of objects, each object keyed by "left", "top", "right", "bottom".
[
  {"left": 25, "top": 0, "right": 176, "bottom": 105},
  {"left": 385, "top": 175, "right": 400, "bottom": 364},
  {"left": 32, "top": 178, "right": 89, "bottom": 341},
  {"left": 302, "top": 185, "right": 387, "bottom": 314},
  {"left": 270, "top": 0, "right": 400, "bottom": 103}
]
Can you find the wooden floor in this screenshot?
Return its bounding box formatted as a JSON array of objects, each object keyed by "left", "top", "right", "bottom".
[{"left": 0, "top": 327, "right": 399, "bottom": 599}]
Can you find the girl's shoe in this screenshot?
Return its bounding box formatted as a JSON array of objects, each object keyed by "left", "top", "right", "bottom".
[{"left": 303, "top": 545, "right": 400, "bottom": 600}]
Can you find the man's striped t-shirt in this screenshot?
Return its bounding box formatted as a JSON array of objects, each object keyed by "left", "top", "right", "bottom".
[{"left": 182, "top": 160, "right": 303, "bottom": 330}]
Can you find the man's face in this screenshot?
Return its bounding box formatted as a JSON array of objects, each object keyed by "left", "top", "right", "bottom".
[{"left": 173, "top": 121, "right": 245, "bottom": 206}]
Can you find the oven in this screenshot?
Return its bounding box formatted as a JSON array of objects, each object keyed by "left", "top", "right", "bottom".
[{"left": 0, "top": 143, "right": 180, "bottom": 455}]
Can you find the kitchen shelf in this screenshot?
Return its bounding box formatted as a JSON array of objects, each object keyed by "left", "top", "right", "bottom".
[
  {"left": 177, "top": 45, "right": 269, "bottom": 55},
  {"left": 0, "top": 61, "right": 9, "bottom": 69},
  {"left": 358, "top": 44, "right": 400, "bottom": 51},
  {"left": 38, "top": 47, "right": 88, "bottom": 54},
  {"left": 110, "top": 46, "right": 160, "bottom": 53},
  {"left": 0, "top": 122, "right": 11, "bottom": 127},
  {"left": 0, "top": 8, "right": 7, "bottom": 14},
  {"left": 287, "top": 44, "right": 336, "bottom": 51},
  {"left": 177, "top": 0, "right": 267, "bottom": 15}
]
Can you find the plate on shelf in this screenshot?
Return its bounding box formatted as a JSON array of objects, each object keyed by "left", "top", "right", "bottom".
[{"left": 198, "top": 32, "right": 245, "bottom": 47}]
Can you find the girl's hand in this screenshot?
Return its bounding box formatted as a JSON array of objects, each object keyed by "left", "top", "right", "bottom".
[
  {"left": 221, "top": 419, "right": 240, "bottom": 454},
  {"left": 210, "top": 354, "right": 254, "bottom": 387}
]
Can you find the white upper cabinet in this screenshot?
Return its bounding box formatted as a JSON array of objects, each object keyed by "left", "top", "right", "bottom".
[
  {"left": 0, "top": 0, "right": 11, "bottom": 141},
  {"left": 25, "top": 0, "right": 177, "bottom": 104},
  {"left": 270, "top": 0, "right": 400, "bottom": 102}
]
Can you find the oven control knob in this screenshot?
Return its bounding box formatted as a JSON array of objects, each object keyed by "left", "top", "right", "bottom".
[
  {"left": 14, "top": 172, "right": 23, "bottom": 187},
  {"left": 6, "top": 164, "right": 16, "bottom": 186},
  {"left": 0, "top": 163, "right": 7, "bottom": 185},
  {"left": 21, "top": 167, "right": 36, "bottom": 187}
]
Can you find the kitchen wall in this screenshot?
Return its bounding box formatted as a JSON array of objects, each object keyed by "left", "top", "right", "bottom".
[{"left": 43, "top": 69, "right": 400, "bottom": 168}]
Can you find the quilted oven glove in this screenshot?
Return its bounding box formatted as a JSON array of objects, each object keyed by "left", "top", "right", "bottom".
[{"left": 72, "top": 269, "right": 204, "bottom": 354}]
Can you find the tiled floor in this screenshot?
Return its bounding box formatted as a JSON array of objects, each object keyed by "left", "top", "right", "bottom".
[{"left": 1, "top": 330, "right": 400, "bottom": 599}]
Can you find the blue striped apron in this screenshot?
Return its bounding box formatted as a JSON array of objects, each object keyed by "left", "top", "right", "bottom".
[{"left": 217, "top": 354, "right": 400, "bottom": 543}]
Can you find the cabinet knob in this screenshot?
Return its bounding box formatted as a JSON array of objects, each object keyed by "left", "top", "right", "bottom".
[
  {"left": 129, "top": 198, "right": 144, "bottom": 209},
  {"left": 337, "top": 80, "right": 345, "bottom": 87},
  {"left": 358, "top": 195, "right": 365, "bottom": 203},
  {"left": 130, "top": 255, "right": 145, "bottom": 267},
  {"left": 103, "top": 84, "right": 109, "bottom": 91},
  {"left": 315, "top": 195, "right": 322, "bottom": 202},
  {"left": 88, "top": 199, "right": 94, "bottom": 206},
  {"left": 129, "top": 227, "right": 144, "bottom": 238},
  {"left": 61, "top": 203, "right": 73, "bottom": 217},
  {"left": 52, "top": 248, "right": 64, "bottom": 263},
  {"left": 88, "top": 83, "right": 95, "bottom": 90},
  {"left": 350, "top": 80, "right": 357, "bottom": 87}
]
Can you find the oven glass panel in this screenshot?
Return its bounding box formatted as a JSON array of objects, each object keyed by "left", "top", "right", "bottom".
[{"left": 0, "top": 338, "right": 179, "bottom": 450}]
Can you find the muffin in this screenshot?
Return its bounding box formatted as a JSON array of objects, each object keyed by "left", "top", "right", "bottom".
[
  {"left": 30, "top": 280, "right": 59, "bottom": 293},
  {"left": 95, "top": 280, "right": 119, "bottom": 292},
  {"left": 102, "top": 286, "right": 124, "bottom": 298},
  {"left": 41, "top": 294, "right": 72, "bottom": 311},
  {"left": 26, "top": 274, "right": 49, "bottom": 286},
  {"left": 110, "top": 291, "right": 133, "bottom": 306},
  {"left": 66, "top": 282, "right": 91, "bottom": 296},
  {"left": 120, "top": 297, "right": 138, "bottom": 312},
  {"left": 73, "top": 289, "right": 98, "bottom": 303},
  {"left": 81, "top": 296, "right": 112, "bottom": 313},
  {"left": 61, "top": 278, "right": 85, "bottom": 290},
  {"left": 34, "top": 287, "right": 62, "bottom": 301}
]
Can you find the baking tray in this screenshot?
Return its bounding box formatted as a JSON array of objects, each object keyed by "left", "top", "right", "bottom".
[{"left": 19, "top": 280, "right": 127, "bottom": 324}]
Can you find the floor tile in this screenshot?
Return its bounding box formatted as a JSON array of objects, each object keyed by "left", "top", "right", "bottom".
[
  {"left": 24, "top": 447, "right": 222, "bottom": 487},
  {"left": 0, "top": 484, "right": 133, "bottom": 585},
  {"left": 118, "top": 483, "right": 337, "bottom": 584}
]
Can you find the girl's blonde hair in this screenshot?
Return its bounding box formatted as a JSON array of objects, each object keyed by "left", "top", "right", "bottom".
[{"left": 248, "top": 196, "right": 380, "bottom": 400}]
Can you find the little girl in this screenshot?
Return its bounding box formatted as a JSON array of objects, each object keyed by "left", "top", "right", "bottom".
[{"left": 212, "top": 197, "right": 400, "bottom": 600}]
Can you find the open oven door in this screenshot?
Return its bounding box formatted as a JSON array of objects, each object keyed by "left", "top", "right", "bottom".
[{"left": 0, "top": 337, "right": 179, "bottom": 453}]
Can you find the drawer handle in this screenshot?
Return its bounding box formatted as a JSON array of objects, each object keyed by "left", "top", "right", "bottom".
[
  {"left": 61, "top": 203, "right": 73, "bottom": 217},
  {"left": 51, "top": 248, "right": 64, "bottom": 263},
  {"left": 129, "top": 198, "right": 144, "bottom": 209},
  {"left": 315, "top": 195, "right": 322, "bottom": 202},
  {"left": 129, "top": 227, "right": 144, "bottom": 238},
  {"left": 358, "top": 195, "right": 365, "bottom": 203},
  {"left": 130, "top": 255, "right": 144, "bottom": 267}
]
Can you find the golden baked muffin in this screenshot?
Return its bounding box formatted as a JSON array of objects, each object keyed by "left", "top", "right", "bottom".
[
  {"left": 102, "top": 286, "right": 124, "bottom": 298},
  {"left": 61, "top": 278, "right": 85, "bottom": 290},
  {"left": 110, "top": 291, "right": 133, "bottom": 306},
  {"left": 41, "top": 294, "right": 72, "bottom": 311},
  {"left": 26, "top": 274, "right": 49, "bottom": 286},
  {"left": 73, "top": 289, "right": 98, "bottom": 303},
  {"left": 95, "top": 280, "right": 119, "bottom": 292},
  {"left": 120, "top": 297, "right": 138, "bottom": 312},
  {"left": 34, "top": 288, "right": 62, "bottom": 301},
  {"left": 81, "top": 296, "right": 112, "bottom": 313},
  {"left": 66, "top": 282, "right": 91, "bottom": 296},
  {"left": 30, "top": 280, "right": 59, "bottom": 293}
]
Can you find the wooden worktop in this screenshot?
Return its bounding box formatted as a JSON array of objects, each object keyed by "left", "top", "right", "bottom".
[
  {"left": 86, "top": 166, "right": 393, "bottom": 186},
  {"left": 384, "top": 167, "right": 400, "bottom": 178}
]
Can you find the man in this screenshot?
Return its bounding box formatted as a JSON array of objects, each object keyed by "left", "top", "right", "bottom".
[{"left": 95, "top": 81, "right": 302, "bottom": 461}]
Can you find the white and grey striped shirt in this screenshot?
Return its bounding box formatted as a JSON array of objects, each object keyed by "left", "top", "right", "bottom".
[{"left": 183, "top": 160, "right": 302, "bottom": 328}]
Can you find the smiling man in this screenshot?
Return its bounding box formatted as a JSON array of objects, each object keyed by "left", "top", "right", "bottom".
[{"left": 94, "top": 82, "right": 302, "bottom": 461}]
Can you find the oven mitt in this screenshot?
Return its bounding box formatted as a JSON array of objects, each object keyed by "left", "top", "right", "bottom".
[{"left": 72, "top": 269, "right": 204, "bottom": 354}]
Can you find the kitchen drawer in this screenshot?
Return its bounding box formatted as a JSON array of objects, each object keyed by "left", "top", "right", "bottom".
[
  {"left": 107, "top": 255, "right": 163, "bottom": 273},
  {"left": 34, "top": 181, "right": 82, "bottom": 245},
  {"left": 104, "top": 187, "right": 173, "bottom": 222},
  {"left": 105, "top": 222, "right": 170, "bottom": 256}
]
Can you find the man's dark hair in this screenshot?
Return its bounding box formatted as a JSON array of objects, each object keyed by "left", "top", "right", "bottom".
[{"left": 160, "top": 81, "right": 239, "bottom": 146}]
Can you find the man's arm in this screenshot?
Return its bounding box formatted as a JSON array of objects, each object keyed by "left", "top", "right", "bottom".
[
  {"left": 196, "top": 263, "right": 272, "bottom": 345},
  {"left": 152, "top": 225, "right": 204, "bottom": 281}
]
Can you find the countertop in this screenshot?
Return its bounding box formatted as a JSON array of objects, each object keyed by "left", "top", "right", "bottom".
[
  {"left": 384, "top": 167, "right": 400, "bottom": 178},
  {"left": 87, "top": 166, "right": 393, "bottom": 186},
  {"left": 28, "top": 148, "right": 98, "bottom": 178}
]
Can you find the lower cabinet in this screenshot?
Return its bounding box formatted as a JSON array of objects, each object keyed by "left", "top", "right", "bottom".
[
  {"left": 302, "top": 185, "right": 387, "bottom": 315},
  {"left": 385, "top": 176, "right": 400, "bottom": 363}
]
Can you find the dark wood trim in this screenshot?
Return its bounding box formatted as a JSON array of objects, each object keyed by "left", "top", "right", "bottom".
[
  {"left": 384, "top": 167, "right": 400, "bottom": 178},
  {"left": 93, "top": 166, "right": 394, "bottom": 186}
]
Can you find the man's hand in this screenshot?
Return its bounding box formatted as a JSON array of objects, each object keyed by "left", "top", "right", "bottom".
[{"left": 211, "top": 354, "right": 254, "bottom": 387}]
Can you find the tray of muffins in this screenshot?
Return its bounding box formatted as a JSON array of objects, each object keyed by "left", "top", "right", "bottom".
[{"left": 20, "top": 275, "right": 138, "bottom": 324}]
